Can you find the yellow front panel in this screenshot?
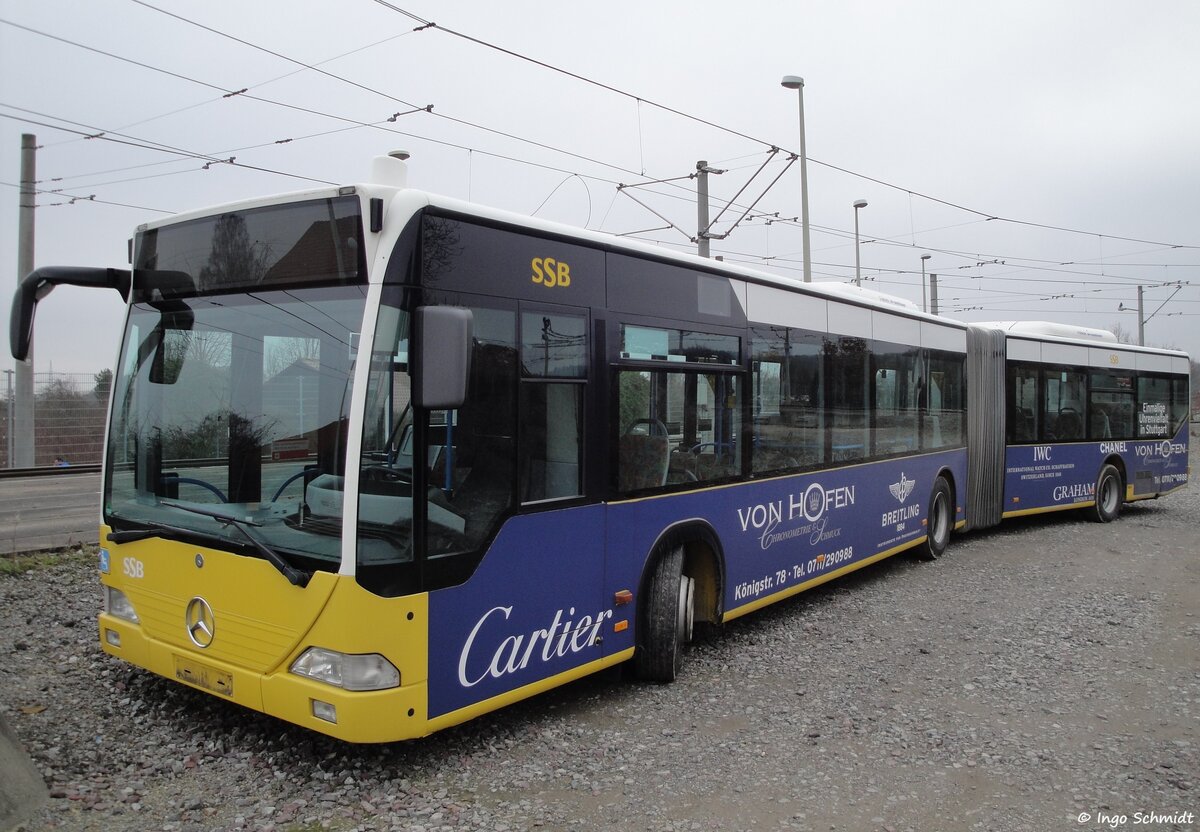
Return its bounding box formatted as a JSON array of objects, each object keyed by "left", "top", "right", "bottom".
[
  {"left": 105, "top": 531, "right": 339, "bottom": 673},
  {"left": 99, "top": 526, "right": 437, "bottom": 742},
  {"left": 263, "top": 578, "right": 431, "bottom": 742}
]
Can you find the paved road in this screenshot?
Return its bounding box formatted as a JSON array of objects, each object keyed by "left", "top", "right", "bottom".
[
  {"left": 0, "top": 463, "right": 312, "bottom": 555},
  {"left": 0, "top": 472, "right": 100, "bottom": 554}
]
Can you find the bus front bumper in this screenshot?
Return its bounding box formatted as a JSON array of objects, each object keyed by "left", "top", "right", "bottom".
[{"left": 98, "top": 613, "right": 431, "bottom": 743}]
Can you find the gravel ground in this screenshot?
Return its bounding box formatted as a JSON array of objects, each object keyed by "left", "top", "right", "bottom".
[{"left": 2, "top": 481, "right": 1197, "bottom": 832}]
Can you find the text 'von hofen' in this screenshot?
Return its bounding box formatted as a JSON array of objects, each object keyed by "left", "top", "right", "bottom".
[{"left": 737, "top": 483, "right": 855, "bottom": 550}]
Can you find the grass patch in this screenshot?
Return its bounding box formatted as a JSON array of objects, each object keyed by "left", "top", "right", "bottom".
[{"left": 0, "top": 545, "right": 96, "bottom": 577}]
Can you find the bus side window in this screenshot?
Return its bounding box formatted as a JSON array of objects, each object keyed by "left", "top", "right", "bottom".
[
  {"left": 872, "top": 342, "right": 921, "bottom": 456},
  {"left": 926, "top": 352, "right": 964, "bottom": 449},
  {"left": 1170, "top": 377, "right": 1190, "bottom": 434},
  {"left": 1044, "top": 369, "right": 1086, "bottom": 441},
  {"left": 520, "top": 383, "right": 584, "bottom": 501},
  {"left": 1006, "top": 362, "right": 1039, "bottom": 443},
  {"left": 519, "top": 311, "right": 586, "bottom": 503},
  {"left": 1088, "top": 371, "right": 1133, "bottom": 440},
  {"left": 616, "top": 368, "right": 740, "bottom": 491},
  {"left": 1137, "top": 375, "right": 1172, "bottom": 438},
  {"left": 827, "top": 336, "right": 869, "bottom": 463},
  {"left": 750, "top": 325, "right": 824, "bottom": 473}
]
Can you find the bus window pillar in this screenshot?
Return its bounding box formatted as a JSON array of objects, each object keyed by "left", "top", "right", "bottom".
[
  {"left": 683, "top": 374, "right": 698, "bottom": 448},
  {"left": 228, "top": 332, "right": 263, "bottom": 503}
]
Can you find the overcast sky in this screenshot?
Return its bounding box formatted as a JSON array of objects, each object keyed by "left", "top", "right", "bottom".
[{"left": 3, "top": 0, "right": 1199, "bottom": 375}]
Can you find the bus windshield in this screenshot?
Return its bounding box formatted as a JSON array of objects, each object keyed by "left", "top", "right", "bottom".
[{"left": 104, "top": 285, "right": 367, "bottom": 568}]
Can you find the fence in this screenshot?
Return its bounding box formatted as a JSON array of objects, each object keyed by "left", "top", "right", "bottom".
[{"left": 1, "top": 370, "right": 111, "bottom": 468}]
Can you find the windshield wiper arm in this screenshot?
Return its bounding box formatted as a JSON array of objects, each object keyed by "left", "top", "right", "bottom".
[
  {"left": 160, "top": 501, "right": 310, "bottom": 588},
  {"left": 108, "top": 523, "right": 200, "bottom": 545},
  {"left": 108, "top": 520, "right": 272, "bottom": 563}
]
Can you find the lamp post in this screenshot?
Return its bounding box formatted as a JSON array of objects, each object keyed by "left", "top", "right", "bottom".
[
  {"left": 780, "top": 75, "right": 812, "bottom": 283},
  {"left": 920, "top": 254, "right": 931, "bottom": 313},
  {"left": 852, "top": 199, "right": 868, "bottom": 286}
]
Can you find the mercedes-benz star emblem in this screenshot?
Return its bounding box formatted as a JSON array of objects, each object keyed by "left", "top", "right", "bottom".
[{"left": 184, "top": 597, "right": 216, "bottom": 649}]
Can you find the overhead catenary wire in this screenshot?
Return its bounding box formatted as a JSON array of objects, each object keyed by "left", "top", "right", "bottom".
[
  {"left": 0, "top": 17, "right": 669, "bottom": 206},
  {"left": 0, "top": 102, "right": 637, "bottom": 199},
  {"left": 44, "top": 27, "right": 422, "bottom": 165},
  {"left": 18, "top": 3, "right": 1178, "bottom": 261},
  {"left": 1, "top": 13, "right": 656, "bottom": 186},
  {"left": 0, "top": 108, "right": 338, "bottom": 187},
  {"left": 9, "top": 103, "right": 1195, "bottom": 320},
  {"left": 128, "top": 0, "right": 428, "bottom": 113},
  {"left": 371, "top": 0, "right": 1200, "bottom": 252},
  {"left": 3, "top": 8, "right": 1196, "bottom": 331},
  {"left": 0, "top": 180, "right": 172, "bottom": 213},
  {"left": 8, "top": 11, "right": 1199, "bottom": 279}
]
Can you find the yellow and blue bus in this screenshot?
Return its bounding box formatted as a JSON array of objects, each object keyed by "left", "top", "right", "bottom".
[{"left": 10, "top": 154, "right": 1189, "bottom": 742}]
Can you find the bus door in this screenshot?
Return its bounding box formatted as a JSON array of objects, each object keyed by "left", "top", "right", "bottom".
[
  {"left": 606, "top": 321, "right": 744, "bottom": 658},
  {"left": 420, "top": 299, "right": 606, "bottom": 718}
]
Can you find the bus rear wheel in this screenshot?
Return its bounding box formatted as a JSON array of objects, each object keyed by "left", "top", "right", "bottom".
[
  {"left": 915, "top": 476, "right": 952, "bottom": 561},
  {"left": 1089, "top": 464, "right": 1123, "bottom": 523},
  {"left": 635, "top": 545, "right": 695, "bottom": 682}
]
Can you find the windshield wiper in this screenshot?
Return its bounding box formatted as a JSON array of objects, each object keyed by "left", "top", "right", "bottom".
[
  {"left": 108, "top": 520, "right": 287, "bottom": 570},
  {"left": 160, "top": 501, "right": 311, "bottom": 588},
  {"left": 108, "top": 522, "right": 205, "bottom": 545}
]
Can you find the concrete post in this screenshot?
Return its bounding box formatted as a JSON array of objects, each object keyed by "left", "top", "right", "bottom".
[{"left": 14, "top": 134, "right": 36, "bottom": 467}]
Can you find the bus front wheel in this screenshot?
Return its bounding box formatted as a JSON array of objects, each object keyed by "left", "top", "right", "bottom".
[
  {"left": 1090, "top": 464, "right": 1123, "bottom": 523},
  {"left": 634, "top": 545, "right": 695, "bottom": 683},
  {"left": 915, "top": 476, "right": 953, "bottom": 561}
]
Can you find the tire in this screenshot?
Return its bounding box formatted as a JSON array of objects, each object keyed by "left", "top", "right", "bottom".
[
  {"left": 1089, "top": 464, "right": 1123, "bottom": 523},
  {"left": 634, "top": 545, "right": 695, "bottom": 682},
  {"left": 914, "top": 476, "right": 953, "bottom": 561}
]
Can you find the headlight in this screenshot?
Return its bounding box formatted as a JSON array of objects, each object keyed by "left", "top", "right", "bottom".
[
  {"left": 104, "top": 586, "right": 140, "bottom": 624},
  {"left": 289, "top": 647, "right": 399, "bottom": 691}
]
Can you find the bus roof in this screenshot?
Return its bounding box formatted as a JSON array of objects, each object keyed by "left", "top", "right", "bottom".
[
  {"left": 974, "top": 320, "right": 1189, "bottom": 359},
  {"left": 137, "top": 154, "right": 959, "bottom": 329}
]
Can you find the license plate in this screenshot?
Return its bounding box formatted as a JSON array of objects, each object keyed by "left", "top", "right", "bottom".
[{"left": 174, "top": 655, "right": 234, "bottom": 697}]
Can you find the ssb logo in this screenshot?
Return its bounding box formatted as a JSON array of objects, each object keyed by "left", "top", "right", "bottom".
[{"left": 531, "top": 256, "right": 571, "bottom": 289}]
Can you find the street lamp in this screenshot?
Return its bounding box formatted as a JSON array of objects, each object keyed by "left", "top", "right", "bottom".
[
  {"left": 1118, "top": 283, "right": 1184, "bottom": 346},
  {"left": 1118, "top": 285, "right": 1147, "bottom": 346},
  {"left": 781, "top": 75, "right": 812, "bottom": 283},
  {"left": 920, "top": 254, "right": 931, "bottom": 313},
  {"left": 852, "top": 199, "right": 868, "bottom": 286}
]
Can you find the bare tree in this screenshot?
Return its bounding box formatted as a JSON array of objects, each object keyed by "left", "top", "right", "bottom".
[{"left": 1106, "top": 321, "right": 1137, "bottom": 345}]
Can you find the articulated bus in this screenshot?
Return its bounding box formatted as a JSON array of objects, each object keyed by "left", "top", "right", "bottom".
[{"left": 10, "top": 154, "right": 1189, "bottom": 742}]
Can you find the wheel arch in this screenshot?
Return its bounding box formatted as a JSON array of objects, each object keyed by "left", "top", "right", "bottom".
[
  {"left": 1102, "top": 454, "right": 1127, "bottom": 495},
  {"left": 1089, "top": 456, "right": 1126, "bottom": 523},
  {"left": 636, "top": 519, "right": 726, "bottom": 631},
  {"left": 934, "top": 465, "right": 959, "bottom": 518}
]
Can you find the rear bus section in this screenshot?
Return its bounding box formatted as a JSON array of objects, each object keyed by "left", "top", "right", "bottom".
[{"left": 969, "top": 322, "right": 1190, "bottom": 529}]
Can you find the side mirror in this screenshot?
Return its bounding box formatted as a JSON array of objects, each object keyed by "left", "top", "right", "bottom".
[
  {"left": 414, "top": 306, "right": 473, "bottom": 410},
  {"left": 10, "top": 266, "right": 131, "bottom": 360}
]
